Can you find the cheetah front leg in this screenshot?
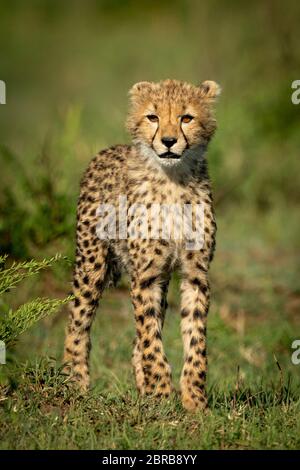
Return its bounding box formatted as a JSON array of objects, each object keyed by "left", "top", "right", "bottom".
[
  {"left": 180, "top": 256, "right": 210, "bottom": 411},
  {"left": 131, "top": 278, "right": 169, "bottom": 394},
  {"left": 131, "top": 276, "right": 172, "bottom": 397}
]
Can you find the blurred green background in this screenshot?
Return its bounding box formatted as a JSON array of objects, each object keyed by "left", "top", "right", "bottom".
[{"left": 0, "top": 0, "right": 300, "bottom": 449}]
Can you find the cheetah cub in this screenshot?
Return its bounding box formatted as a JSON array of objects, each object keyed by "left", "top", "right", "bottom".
[{"left": 64, "top": 79, "right": 221, "bottom": 411}]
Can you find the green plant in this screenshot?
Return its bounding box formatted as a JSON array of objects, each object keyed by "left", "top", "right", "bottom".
[{"left": 0, "top": 254, "right": 72, "bottom": 347}]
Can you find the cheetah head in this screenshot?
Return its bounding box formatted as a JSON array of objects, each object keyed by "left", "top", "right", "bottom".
[{"left": 126, "top": 79, "right": 221, "bottom": 167}]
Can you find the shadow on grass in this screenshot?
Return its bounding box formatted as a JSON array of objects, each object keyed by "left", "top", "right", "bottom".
[{"left": 208, "top": 374, "right": 299, "bottom": 411}]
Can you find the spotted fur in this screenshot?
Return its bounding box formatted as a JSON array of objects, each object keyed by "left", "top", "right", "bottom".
[{"left": 64, "top": 79, "right": 220, "bottom": 411}]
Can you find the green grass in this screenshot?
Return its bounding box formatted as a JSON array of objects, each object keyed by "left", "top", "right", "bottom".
[
  {"left": 0, "top": 0, "right": 300, "bottom": 450},
  {"left": 1, "top": 357, "right": 299, "bottom": 450}
]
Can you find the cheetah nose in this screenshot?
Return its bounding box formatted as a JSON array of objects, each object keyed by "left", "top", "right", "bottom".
[{"left": 161, "top": 137, "right": 177, "bottom": 149}]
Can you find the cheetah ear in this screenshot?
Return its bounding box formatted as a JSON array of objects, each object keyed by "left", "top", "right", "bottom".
[
  {"left": 129, "top": 81, "right": 154, "bottom": 98},
  {"left": 198, "top": 80, "right": 221, "bottom": 100}
]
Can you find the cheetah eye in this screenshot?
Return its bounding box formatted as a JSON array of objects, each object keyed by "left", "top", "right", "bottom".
[
  {"left": 181, "top": 114, "right": 194, "bottom": 124},
  {"left": 147, "top": 114, "right": 159, "bottom": 123}
]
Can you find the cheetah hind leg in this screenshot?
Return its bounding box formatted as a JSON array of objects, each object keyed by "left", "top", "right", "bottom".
[{"left": 63, "top": 246, "right": 108, "bottom": 392}]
